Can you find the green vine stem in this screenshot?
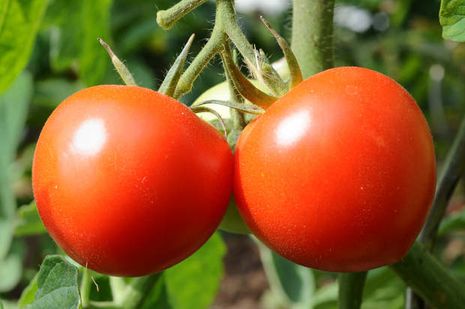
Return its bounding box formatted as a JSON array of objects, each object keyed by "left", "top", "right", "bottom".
[
  {"left": 391, "top": 242, "right": 465, "bottom": 308},
  {"left": 120, "top": 274, "right": 162, "bottom": 309},
  {"left": 173, "top": 14, "right": 226, "bottom": 98},
  {"left": 338, "top": 272, "right": 367, "bottom": 309},
  {"left": 170, "top": 0, "right": 286, "bottom": 99},
  {"left": 291, "top": 0, "right": 335, "bottom": 78},
  {"left": 156, "top": 0, "right": 208, "bottom": 30},
  {"left": 419, "top": 115, "right": 465, "bottom": 250},
  {"left": 80, "top": 268, "right": 92, "bottom": 309}
]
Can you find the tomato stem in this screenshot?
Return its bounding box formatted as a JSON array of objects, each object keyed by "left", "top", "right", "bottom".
[
  {"left": 120, "top": 274, "right": 163, "bottom": 309},
  {"left": 291, "top": 0, "right": 335, "bottom": 78},
  {"left": 156, "top": 0, "right": 208, "bottom": 30},
  {"left": 173, "top": 25, "right": 226, "bottom": 98},
  {"left": 391, "top": 242, "right": 465, "bottom": 308},
  {"left": 338, "top": 272, "right": 367, "bottom": 309},
  {"left": 80, "top": 267, "right": 92, "bottom": 308},
  {"left": 169, "top": 0, "right": 287, "bottom": 99},
  {"left": 419, "top": 115, "right": 465, "bottom": 250}
]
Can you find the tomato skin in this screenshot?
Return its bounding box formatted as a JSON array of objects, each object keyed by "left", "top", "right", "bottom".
[
  {"left": 234, "top": 67, "right": 436, "bottom": 272},
  {"left": 32, "top": 85, "right": 233, "bottom": 276}
]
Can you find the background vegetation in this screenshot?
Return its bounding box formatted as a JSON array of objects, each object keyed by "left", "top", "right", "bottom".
[{"left": 1, "top": 0, "right": 465, "bottom": 308}]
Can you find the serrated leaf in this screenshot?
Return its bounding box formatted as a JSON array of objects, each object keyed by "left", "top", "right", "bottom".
[
  {"left": 27, "top": 255, "right": 80, "bottom": 309},
  {"left": 15, "top": 201, "right": 46, "bottom": 237},
  {"left": 80, "top": 0, "right": 112, "bottom": 86},
  {"left": 18, "top": 274, "right": 38, "bottom": 308},
  {"left": 0, "top": 0, "right": 48, "bottom": 93},
  {"left": 440, "top": 0, "right": 465, "bottom": 42},
  {"left": 165, "top": 233, "right": 226, "bottom": 309},
  {"left": 0, "top": 252, "right": 22, "bottom": 292}
]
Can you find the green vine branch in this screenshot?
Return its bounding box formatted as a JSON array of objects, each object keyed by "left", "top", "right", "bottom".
[
  {"left": 391, "top": 242, "right": 465, "bottom": 308},
  {"left": 160, "top": 0, "right": 286, "bottom": 99},
  {"left": 156, "top": 0, "right": 208, "bottom": 30},
  {"left": 338, "top": 272, "right": 367, "bottom": 309},
  {"left": 419, "top": 115, "right": 465, "bottom": 250},
  {"left": 291, "top": 0, "right": 335, "bottom": 78}
]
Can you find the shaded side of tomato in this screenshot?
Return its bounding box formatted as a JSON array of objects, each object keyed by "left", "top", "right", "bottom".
[
  {"left": 32, "top": 85, "right": 233, "bottom": 276},
  {"left": 234, "top": 67, "right": 436, "bottom": 272}
]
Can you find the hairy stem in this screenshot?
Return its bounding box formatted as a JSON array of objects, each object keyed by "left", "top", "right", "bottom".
[
  {"left": 291, "top": 0, "right": 335, "bottom": 78},
  {"left": 156, "top": 0, "right": 208, "bottom": 29}
]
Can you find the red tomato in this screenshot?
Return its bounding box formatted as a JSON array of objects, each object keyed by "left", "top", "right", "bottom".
[
  {"left": 234, "top": 67, "right": 436, "bottom": 272},
  {"left": 32, "top": 85, "right": 233, "bottom": 276}
]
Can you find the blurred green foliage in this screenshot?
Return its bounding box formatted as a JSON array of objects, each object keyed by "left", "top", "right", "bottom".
[{"left": 1, "top": 0, "right": 465, "bottom": 308}]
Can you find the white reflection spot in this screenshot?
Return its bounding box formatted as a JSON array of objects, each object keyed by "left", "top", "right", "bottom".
[
  {"left": 276, "top": 111, "right": 311, "bottom": 147},
  {"left": 71, "top": 119, "right": 107, "bottom": 155}
]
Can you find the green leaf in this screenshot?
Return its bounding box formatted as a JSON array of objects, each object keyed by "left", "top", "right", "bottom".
[
  {"left": 79, "top": 0, "right": 112, "bottom": 86},
  {"left": 34, "top": 78, "right": 83, "bottom": 108},
  {"left": 257, "top": 240, "right": 314, "bottom": 308},
  {"left": 440, "top": 0, "right": 465, "bottom": 42},
  {"left": 0, "top": 220, "right": 13, "bottom": 260},
  {"left": 164, "top": 233, "right": 226, "bottom": 309},
  {"left": 18, "top": 274, "right": 38, "bottom": 308},
  {"left": 0, "top": 0, "right": 48, "bottom": 93},
  {"left": 0, "top": 71, "right": 33, "bottom": 158},
  {"left": 27, "top": 255, "right": 80, "bottom": 309},
  {"left": 0, "top": 300, "right": 3, "bottom": 309},
  {"left": 0, "top": 252, "right": 22, "bottom": 292},
  {"left": 15, "top": 201, "right": 46, "bottom": 237},
  {"left": 439, "top": 210, "right": 465, "bottom": 235},
  {"left": 45, "top": 1, "right": 82, "bottom": 71},
  {"left": 0, "top": 72, "right": 33, "bottom": 257},
  {"left": 139, "top": 276, "right": 172, "bottom": 309},
  {"left": 44, "top": 0, "right": 112, "bottom": 85}
]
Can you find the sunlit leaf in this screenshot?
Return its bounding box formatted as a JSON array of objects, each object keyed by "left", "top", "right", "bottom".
[
  {"left": 18, "top": 275, "right": 38, "bottom": 308},
  {"left": 0, "top": 0, "right": 47, "bottom": 93},
  {"left": 165, "top": 233, "right": 226, "bottom": 309},
  {"left": 440, "top": 0, "right": 465, "bottom": 42}
]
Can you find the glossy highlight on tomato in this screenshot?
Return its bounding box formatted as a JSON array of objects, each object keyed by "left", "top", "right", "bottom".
[
  {"left": 32, "top": 85, "right": 233, "bottom": 276},
  {"left": 234, "top": 67, "right": 436, "bottom": 272}
]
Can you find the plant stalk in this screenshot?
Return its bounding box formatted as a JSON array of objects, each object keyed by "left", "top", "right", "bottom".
[
  {"left": 338, "top": 272, "right": 367, "bottom": 309},
  {"left": 391, "top": 242, "right": 465, "bottom": 308},
  {"left": 291, "top": 0, "right": 335, "bottom": 78},
  {"left": 419, "top": 115, "right": 465, "bottom": 250}
]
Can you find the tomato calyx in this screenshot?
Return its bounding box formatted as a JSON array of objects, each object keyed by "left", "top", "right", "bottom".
[{"left": 99, "top": 38, "right": 137, "bottom": 86}]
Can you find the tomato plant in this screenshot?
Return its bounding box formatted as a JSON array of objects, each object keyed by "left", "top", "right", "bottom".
[
  {"left": 32, "top": 85, "right": 233, "bottom": 276},
  {"left": 234, "top": 66, "right": 436, "bottom": 272}
]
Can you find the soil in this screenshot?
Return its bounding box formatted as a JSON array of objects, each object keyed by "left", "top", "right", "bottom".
[{"left": 212, "top": 233, "right": 269, "bottom": 309}]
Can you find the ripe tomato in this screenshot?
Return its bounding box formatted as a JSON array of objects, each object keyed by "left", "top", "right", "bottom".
[
  {"left": 32, "top": 85, "right": 233, "bottom": 276},
  {"left": 234, "top": 67, "right": 436, "bottom": 272}
]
